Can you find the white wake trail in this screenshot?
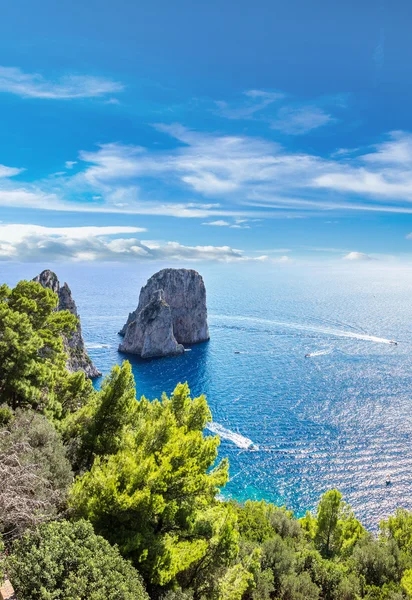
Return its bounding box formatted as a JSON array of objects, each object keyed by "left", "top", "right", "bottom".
[
  {"left": 206, "top": 422, "right": 258, "bottom": 450},
  {"left": 305, "top": 348, "right": 333, "bottom": 358},
  {"left": 85, "top": 342, "right": 110, "bottom": 349},
  {"left": 212, "top": 315, "right": 395, "bottom": 345}
]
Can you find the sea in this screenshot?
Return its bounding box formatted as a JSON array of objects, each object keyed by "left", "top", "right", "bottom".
[{"left": 2, "top": 260, "right": 412, "bottom": 530}]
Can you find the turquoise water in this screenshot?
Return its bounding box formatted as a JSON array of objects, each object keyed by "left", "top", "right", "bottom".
[{"left": 3, "top": 261, "right": 412, "bottom": 529}]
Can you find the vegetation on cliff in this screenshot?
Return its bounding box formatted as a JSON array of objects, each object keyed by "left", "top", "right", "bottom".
[{"left": 1, "top": 278, "right": 412, "bottom": 600}]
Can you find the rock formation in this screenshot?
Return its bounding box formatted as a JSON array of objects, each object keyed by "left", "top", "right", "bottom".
[
  {"left": 33, "top": 270, "right": 101, "bottom": 378},
  {"left": 119, "top": 268, "right": 209, "bottom": 358}
]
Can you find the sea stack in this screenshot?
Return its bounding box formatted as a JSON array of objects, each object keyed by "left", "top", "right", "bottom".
[
  {"left": 119, "top": 268, "right": 209, "bottom": 358},
  {"left": 33, "top": 270, "right": 101, "bottom": 378}
]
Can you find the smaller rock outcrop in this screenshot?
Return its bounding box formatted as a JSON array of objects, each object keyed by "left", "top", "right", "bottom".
[
  {"left": 119, "top": 268, "right": 209, "bottom": 358},
  {"left": 120, "top": 290, "right": 184, "bottom": 358},
  {"left": 33, "top": 270, "right": 101, "bottom": 378}
]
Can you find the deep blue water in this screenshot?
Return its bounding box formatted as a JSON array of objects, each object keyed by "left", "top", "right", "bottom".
[{"left": 3, "top": 261, "right": 412, "bottom": 529}]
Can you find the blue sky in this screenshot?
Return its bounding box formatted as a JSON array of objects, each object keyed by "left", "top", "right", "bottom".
[{"left": 1, "top": 0, "right": 412, "bottom": 264}]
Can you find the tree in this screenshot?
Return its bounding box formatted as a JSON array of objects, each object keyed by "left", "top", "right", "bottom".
[
  {"left": 178, "top": 504, "right": 240, "bottom": 598},
  {"left": 401, "top": 569, "right": 412, "bottom": 598},
  {"left": 315, "top": 490, "right": 342, "bottom": 557},
  {"left": 236, "top": 500, "right": 302, "bottom": 545},
  {"left": 235, "top": 500, "right": 278, "bottom": 544},
  {"left": 64, "top": 361, "right": 136, "bottom": 470},
  {"left": 312, "top": 490, "right": 365, "bottom": 558},
  {"left": 352, "top": 535, "right": 400, "bottom": 588},
  {"left": 69, "top": 378, "right": 232, "bottom": 590},
  {"left": 261, "top": 535, "right": 295, "bottom": 594},
  {"left": 0, "top": 409, "right": 73, "bottom": 538},
  {"left": 281, "top": 571, "right": 320, "bottom": 600},
  {"left": 381, "top": 509, "right": 412, "bottom": 555},
  {"left": 298, "top": 548, "right": 360, "bottom": 600},
  {"left": 7, "top": 519, "right": 149, "bottom": 600},
  {"left": 0, "top": 281, "right": 78, "bottom": 417}
]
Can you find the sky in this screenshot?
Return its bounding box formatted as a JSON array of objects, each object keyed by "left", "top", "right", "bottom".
[{"left": 1, "top": 0, "right": 412, "bottom": 264}]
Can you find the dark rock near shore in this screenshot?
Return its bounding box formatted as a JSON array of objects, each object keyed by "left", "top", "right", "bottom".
[{"left": 33, "top": 270, "right": 101, "bottom": 378}]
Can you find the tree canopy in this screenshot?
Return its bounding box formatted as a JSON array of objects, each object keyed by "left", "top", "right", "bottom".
[
  {"left": 7, "top": 519, "right": 149, "bottom": 600},
  {"left": 0, "top": 280, "right": 85, "bottom": 418},
  {"left": 69, "top": 368, "right": 232, "bottom": 589},
  {"left": 3, "top": 275, "right": 412, "bottom": 600}
]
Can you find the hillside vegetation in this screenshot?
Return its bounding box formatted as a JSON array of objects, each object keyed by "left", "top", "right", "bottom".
[{"left": 1, "top": 279, "right": 412, "bottom": 600}]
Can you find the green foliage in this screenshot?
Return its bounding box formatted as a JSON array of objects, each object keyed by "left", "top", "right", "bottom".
[
  {"left": 352, "top": 535, "right": 400, "bottom": 588},
  {"left": 401, "top": 569, "right": 412, "bottom": 597},
  {"left": 304, "top": 489, "right": 366, "bottom": 558},
  {"left": 297, "top": 548, "right": 360, "bottom": 600},
  {"left": 382, "top": 509, "right": 412, "bottom": 555},
  {"left": 236, "top": 500, "right": 282, "bottom": 543},
  {"left": 55, "top": 370, "right": 95, "bottom": 420},
  {"left": 261, "top": 534, "right": 295, "bottom": 594},
  {"left": 0, "top": 280, "right": 78, "bottom": 417},
  {"left": 217, "top": 562, "right": 255, "bottom": 600},
  {"left": 70, "top": 372, "right": 231, "bottom": 589},
  {"left": 7, "top": 519, "right": 149, "bottom": 600},
  {"left": 281, "top": 571, "right": 320, "bottom": 599},
  {"left": 0, "top": 281, "right": 411, "bottom": 600},
  {"left": 315, "top": 490, "right": 344, "bottom": 556},
  {"left": 250, "top": 567, "right": 274, "bottom": 600},
  {"left": 64, "top": 361, "right": 136, "bottom": 469},
  {"left": 161, "top": 590, "right": 194, "bottom": 600},
  {"left": 0, "top": 404, "right": 13, "bottom": 425}
]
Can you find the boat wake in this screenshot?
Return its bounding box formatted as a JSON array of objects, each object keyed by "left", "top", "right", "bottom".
[
  {"left": 305, "top": 348, "right": 333, "bottom": 358},
  {"left": 85, "top": 342, "right": 110, "bottom": 349},
  {"left": 206, "top": 422, "right": 258, "bottom": 450},
  {"left": 212, "top": 315, "right": 395, "bottom": 345}
]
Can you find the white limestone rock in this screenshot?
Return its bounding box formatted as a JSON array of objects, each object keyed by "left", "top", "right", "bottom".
[{"left": 119, "top": 268, "right": 209, "bottom": 358}]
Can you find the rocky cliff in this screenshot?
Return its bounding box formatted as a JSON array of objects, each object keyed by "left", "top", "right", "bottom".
[
  {"left": 119, "top": 268, "right": 209, "bottom": 358},
  {"left": 33, "top": 270, "right": 101, "bottom": 378}
]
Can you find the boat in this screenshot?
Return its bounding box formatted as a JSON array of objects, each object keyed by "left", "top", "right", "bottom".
[
  {"left": 234, "top": 351, "right": 241, "bottom": 354},
  {"left": 305, "top": 353, "right": 311, "bottom": 358},
  {"left": 386, "top": 474, "right": 391, "bottom": 486},
  {"left": 389, "top": 340, "right": 398, "bottom": 346}
]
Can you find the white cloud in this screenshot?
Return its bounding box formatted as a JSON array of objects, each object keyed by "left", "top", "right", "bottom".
[
  {"left": 215, "top": 89, "right": 284, "bottom": 120},
  {"left": 182, "top": 173, "right": 238, "bottom": 194},
  {"left": 313, "top": 132, "right": 412, "bottom": 200},
  {"left": 79, "top": 143, "right": 145, "bottom": 184},
  {"left": 0, "top": 164, "right": 24, "bottom": 178},
  {"left": 276, "top": 255, "right": 292, "bottom": 263},
  {"left": 343, "top": 251, "right": 374, "bottom": 261},
  {"left": 203, "top": 220, "right": 232, "bottom": 227},
  {"left": 140, "top": 124, "right": 323, "bottom": 198},
  {"left": 361, "top": 131, "right": 412, "bottom": 165},
  {"left": 0, "top": 224, "right": 265, "bottom": 263},
  {"left": 0, "top": 224, "right": 146, "bottom": 243},
  {"left": 7, "top": 125, "right": 412, "bottom": 219},
  {"left": 214, "top": 90, "right": 338, "bottom": 138},
  {"left": 202, "top": 219, "right": 251, "bottom": 229},
  {"left": 0, "top": 183, "right": 270, "bottom": 218},
  {"left": 271, "top": 106, "right": 335, "bottom": 135},
  {"left": 65, "top": 161, "right": 77, "bottom": 169},
  {"left": 0, "top": 67, "right": 123, "bottom": 99}
]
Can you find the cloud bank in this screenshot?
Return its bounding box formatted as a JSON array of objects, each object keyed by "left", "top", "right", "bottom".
[
  {"left": 0, "top": 66, "right": 123, "bottom": 99},
  {"left": 0, "top": 224, "right": 267, "bottom": 263},
  {"left": 343, "top": 251, "right": 374, "bottom": 261}
]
